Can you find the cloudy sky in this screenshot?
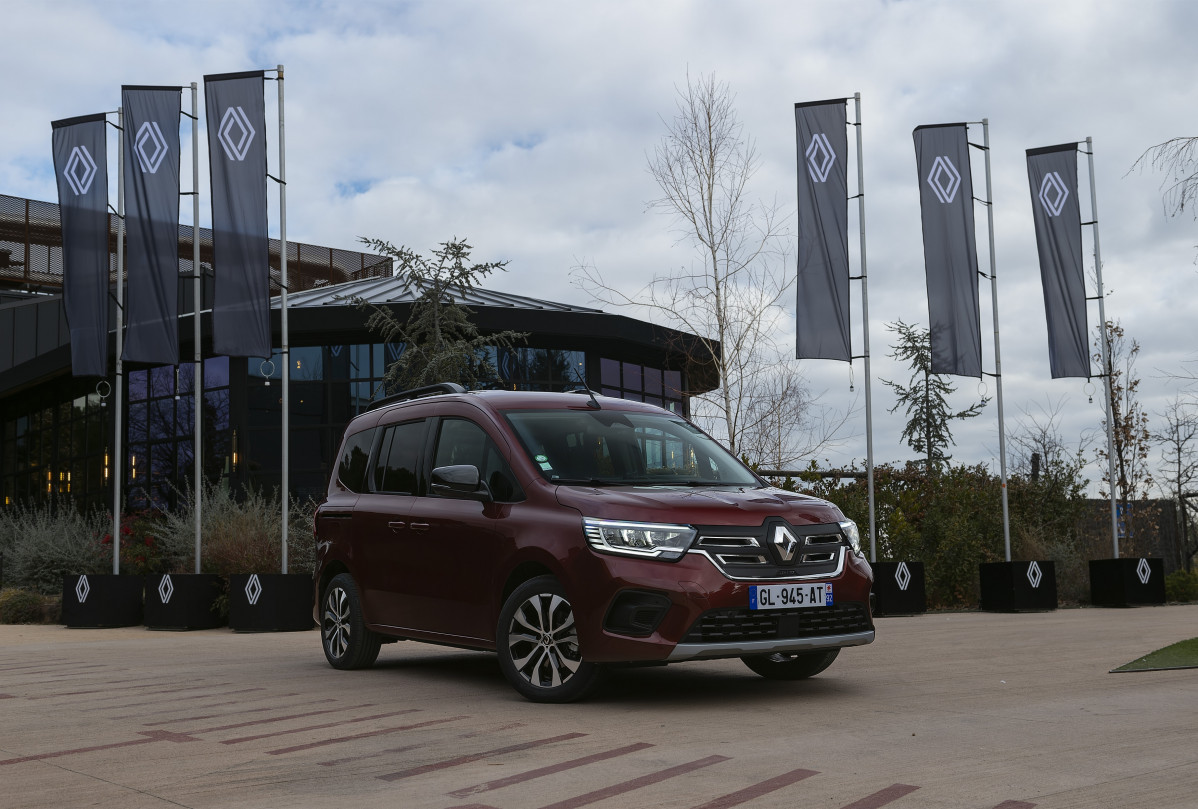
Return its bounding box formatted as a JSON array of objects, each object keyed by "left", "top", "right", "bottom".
[{"left": 5, "top": 0, "right": 1197, "bottom": 492}]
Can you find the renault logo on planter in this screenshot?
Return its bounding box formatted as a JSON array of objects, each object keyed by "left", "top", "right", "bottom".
[{"left": 772, "top": 525, "right": 800, "bottom": 563}]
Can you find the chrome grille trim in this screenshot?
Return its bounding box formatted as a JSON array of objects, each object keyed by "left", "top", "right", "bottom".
[
  {"left": 689, "top": 547, "right": 846, "bottom": 581},
  {"left": 697, "top": 535, "right": 761, "bottom": 547},
  {"left": 716, "top": 554, "right": 768, "bottom": 565},
  {"left": 688, "top": 521, "right": 849, "bottom": 581}
]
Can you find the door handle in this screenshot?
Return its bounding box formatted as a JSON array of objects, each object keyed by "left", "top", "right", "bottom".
[
  {"left": 387, "top": 520, "right": 406, "bottom": 532},
  {"left": 409, "top": 522, "right": 430, "bottom": 532}
]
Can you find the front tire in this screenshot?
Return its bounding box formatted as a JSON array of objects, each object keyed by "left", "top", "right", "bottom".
[
  {"left": 321, "top": 573, "right": 382, "bottom": 670},
  {"left": 741, "top": 648, "right": 839, "bottom": 680},
  {"left": 497, "top": 576, "right": 602, "bottom": 703}
]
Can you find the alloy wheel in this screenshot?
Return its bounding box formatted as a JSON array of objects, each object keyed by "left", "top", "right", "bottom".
[
  {"left": 323, "top": 586, "right": 351, "bottom": 661},
  {"left": 506, "top": 592, "right": 582, "bottom": 688}
]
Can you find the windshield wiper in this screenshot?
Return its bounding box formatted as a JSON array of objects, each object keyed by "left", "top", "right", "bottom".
[{"left": 549, "top": 478, "right": 620, "bottom": 486}]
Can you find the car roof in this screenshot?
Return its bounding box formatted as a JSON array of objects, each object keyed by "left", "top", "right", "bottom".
[{"left": 361, "top": 388, "right": 676, "bottom": 420}]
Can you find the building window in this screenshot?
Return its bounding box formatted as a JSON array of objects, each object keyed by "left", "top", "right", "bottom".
[
  {"left": 599, "top": 358, "right": 684, "bottom": 413},
  {"left": 483, "top": 347, "right": 585, "bottom": 391},
  {"left": 1, "top": 382, "right": 109, "bottom": 508},
  {"left": 126, "top": 357, "right": 231, "bottom": 511}
]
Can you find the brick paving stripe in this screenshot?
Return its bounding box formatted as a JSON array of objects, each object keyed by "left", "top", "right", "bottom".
[
  {"left": 378, "top": 733, "right": 588, "bottom": 782},
  {"left": 449, "top": 742, "right": 656, "bottom": 798},
  {"left": 689, "top": 768, "right": 821, "bottom": 809}
]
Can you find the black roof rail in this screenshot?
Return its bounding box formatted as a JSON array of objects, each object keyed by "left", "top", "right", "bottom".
[{"left": 368, "top": 382, "right": 467, "bottom": 412}]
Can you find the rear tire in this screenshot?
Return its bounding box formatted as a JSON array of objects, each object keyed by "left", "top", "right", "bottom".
[
  {"left": 321, "top": 573, "right": 382, "bottom": 670},
  {"left": 741, "top": 648, "right": 839, "bottom": 680},
  {"left": 496, "top": 576, "right": 602, "bottom": 703}
]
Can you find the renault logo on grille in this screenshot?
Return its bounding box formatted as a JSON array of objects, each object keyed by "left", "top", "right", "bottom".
[{"left": 772, "top": 526, "right": 800, "bottom": 562}]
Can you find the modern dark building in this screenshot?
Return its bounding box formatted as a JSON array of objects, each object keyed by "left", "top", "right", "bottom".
[{"left": 0, "top": 193, "right": 716, "bottom": 510}]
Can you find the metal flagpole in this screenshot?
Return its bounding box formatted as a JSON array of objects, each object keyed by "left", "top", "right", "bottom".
[
  {"left": 853, "top": 93, "right": 877, "bottom": 563},
  {"left": 276, "top": 64, "right": 290, "bottom": 573},
  {"left": 112, "top": 107, "right": 126, "bottom": 575},
  {"left": 1086, "top": 136, "right": 1120, "bottom": 558},
  {"left": 192, "top": 83, "right": 203, "bottom": 574},
  {"left": 980, "top": 119, "right": 1012, "bottom": 561}
]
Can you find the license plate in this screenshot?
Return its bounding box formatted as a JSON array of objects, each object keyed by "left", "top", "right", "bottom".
[{"left": 749, "top": 583, "right": 832, "bottom": 610}]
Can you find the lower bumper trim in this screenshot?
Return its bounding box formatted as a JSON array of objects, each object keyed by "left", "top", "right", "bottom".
[{"left": 666, "top": 630, "right": 875, "bottom": 662}]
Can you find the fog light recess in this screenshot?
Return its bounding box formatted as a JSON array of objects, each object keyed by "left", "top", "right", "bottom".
[{"left": 604, "top": 590, "right": 673, "bottom": 637}]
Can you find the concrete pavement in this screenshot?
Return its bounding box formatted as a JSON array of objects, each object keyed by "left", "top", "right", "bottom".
[{"left": 1, "top": 604, "right": 1195, "bottom": 809}]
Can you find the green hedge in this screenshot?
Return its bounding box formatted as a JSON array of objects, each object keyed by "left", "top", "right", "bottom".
[
  {"left": 1165, "top": 569, "right": 1198, "bottom": 602},
  {"left": 0, "top": 588, "right": 47, "bottom": 624}
]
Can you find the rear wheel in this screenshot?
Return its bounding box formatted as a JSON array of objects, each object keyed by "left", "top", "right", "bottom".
[
  {"left": 321, "top": 573, "right": 382, "bottom": 670},
  {"left": 741, "top": 648, "right": 839, "bottom": 680},
  {"left": 497, "top": 576, "right": 602, "bottom": 703}
]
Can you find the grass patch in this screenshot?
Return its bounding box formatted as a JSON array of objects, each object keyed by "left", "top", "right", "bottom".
[{"left": 1111, "top": 637, "right": 1198, "bottom": 673}]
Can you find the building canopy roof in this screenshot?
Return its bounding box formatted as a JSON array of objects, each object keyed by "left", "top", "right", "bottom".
[{"left": 278, "top": 275, "right": 604, "bottom": 315}]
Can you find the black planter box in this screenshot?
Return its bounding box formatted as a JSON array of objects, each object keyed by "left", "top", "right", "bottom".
[
  {"left": 61, "top": 574, "right": 144, "bottom": 627},
  {"left": 979, "top": 561, "right": 1057, "bottom": 612},
  {"left": 1089, "top": 558, "right": 1166, "bottom": 607},
  {"left": 228, "top": 573, "right": 314, "bottom": 632},
  {"left": 871, "top": 561, "right": 927, "bottom": 615},
  {"left": 143, "top": 573, "right": 224, "bottom": 630}
]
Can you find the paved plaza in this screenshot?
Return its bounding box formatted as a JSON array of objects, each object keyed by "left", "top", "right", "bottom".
[{"left": 1, "top": 604, "right": 1196, "bottom": 809}]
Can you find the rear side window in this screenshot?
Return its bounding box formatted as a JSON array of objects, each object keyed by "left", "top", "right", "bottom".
[
  {"left": 336, "top": 428, "right": 376, "bottom": 493},
  {"left": 433, "top": 418, "right": 524, "bottom": 502},
  {"left": 374, "top": 420, "right": 427, "bottom": 494}
]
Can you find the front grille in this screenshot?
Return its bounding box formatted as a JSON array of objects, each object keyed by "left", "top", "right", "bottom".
[
  {"left": 681, "top": 602, "right": 872, "bottom": 644},
  {"left": 690, "top": 521, "right": 847, "bottom": 580}
]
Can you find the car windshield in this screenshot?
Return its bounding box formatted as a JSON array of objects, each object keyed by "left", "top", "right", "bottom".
[{"left": 503, "top": 409, "right": 761, "bottom": 487}]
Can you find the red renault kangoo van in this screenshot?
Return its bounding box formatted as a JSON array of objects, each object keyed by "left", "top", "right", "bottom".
[{"left": 315, "top": 383, "right": 874, "bottom": 702}]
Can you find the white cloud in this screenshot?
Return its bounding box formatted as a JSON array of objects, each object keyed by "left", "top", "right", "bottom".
[{"left": 6, "top": 0, "right": 1198, "bottom": 493}]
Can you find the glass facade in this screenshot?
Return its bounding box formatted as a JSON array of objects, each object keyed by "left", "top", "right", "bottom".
[
  {"left": 599, "top": 357, "right": 684, "bottom": 413},
  {"left": 1, "top": 381, "right": 109, "bottom": 507},
  {"left": 125, "top": 357, "right": 231, "bottom": 511},
  {"left": 0, "top": 344, "right": 688, "bottom": 511}
]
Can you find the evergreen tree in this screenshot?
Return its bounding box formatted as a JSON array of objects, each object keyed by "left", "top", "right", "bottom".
[
  {"left": 356, "top": 237, "right": 526, "bottom": 392},
  {"left": 881, "top": 320, "right": 988, "bottom": 472}
]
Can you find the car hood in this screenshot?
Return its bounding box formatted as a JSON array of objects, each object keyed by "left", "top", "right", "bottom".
[{"left": 553, "top": 484, "right": 845, "bottom": 527}]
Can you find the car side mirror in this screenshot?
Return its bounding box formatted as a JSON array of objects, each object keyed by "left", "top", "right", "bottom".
[{"left": 431, "top": 464, "right": 493, "bottom": 502}]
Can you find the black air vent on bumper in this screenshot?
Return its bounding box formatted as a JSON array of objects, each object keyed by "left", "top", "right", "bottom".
[{"left": 681, "top": 602, "right": 872, "bottom": 644}]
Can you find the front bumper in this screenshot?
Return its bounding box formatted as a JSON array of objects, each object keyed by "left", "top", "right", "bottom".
[
  {"left": 668, "top": 629, "right": 875, "bottom": 661},
  {"left": 566, "top": 546, "right": 875, "bottom": 664}
]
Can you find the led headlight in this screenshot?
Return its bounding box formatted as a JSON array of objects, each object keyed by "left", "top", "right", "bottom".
[
  {"left": 583, "top": 518, "right": 697, "bottom": 561},
  {"left": 839, "top": 519, "right": 864, "bottom": 557}
]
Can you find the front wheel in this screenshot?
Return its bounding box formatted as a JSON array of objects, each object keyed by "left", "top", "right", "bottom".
[
  {"left": 741, "top": 648, "right": 839, "bottom": 680},
  {"left": 321, "top": 573, "right": 382, "bottom": 670},
  {"left": 496, "top": 576, "right": 602, "bottom": 703}
]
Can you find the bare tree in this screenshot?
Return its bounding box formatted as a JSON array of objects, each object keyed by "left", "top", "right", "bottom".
[
  {"left": 574, "top": 72, "right": 844, "bottom": 461},
  {"left": 1008, "top": 396, "right": 1092, "bottom": 482},
  {"left": 1132, "top": 137, "right": 1198, "bottom": 224},
  {"left": 1153, "top": 396, "right": 1198, "bottom": 571},
  {"left": 1094, "top": 320, "right": 1154, "bottom": 538},
  {"left": 738, "top": 373, "right": 856, "bottom": 470}
]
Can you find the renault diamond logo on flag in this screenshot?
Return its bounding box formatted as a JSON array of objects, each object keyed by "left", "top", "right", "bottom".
[
  {"left": 134, "top": 121, "right": 169, "bottom": 174},
  {"left": 772, "top": 525, "right": 800, "bottom": 562},
  {"left": 63, "top": 146, "right": 98, "bottom": 195},
  {"left": 1038, "top": 171, "right": 1069, "bottom": 216},
  {"left": 805, "top": 133, "right": 836, "bottom": 183},
  {"left": 926, "top": 155, "right": 962, "bottom": 204},
  {"left": 218, "top": 106, "right": 256, "bottom": 161}
]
